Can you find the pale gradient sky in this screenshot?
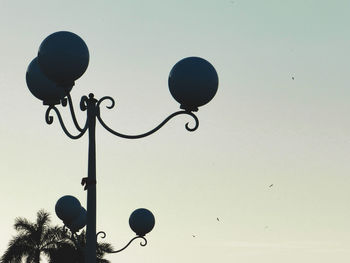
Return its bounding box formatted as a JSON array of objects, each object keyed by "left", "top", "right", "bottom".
[{"left": 0, "top": 0, "right": 350, "bottom": 262}]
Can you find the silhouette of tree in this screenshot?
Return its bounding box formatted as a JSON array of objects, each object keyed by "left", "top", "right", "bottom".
[
  {"left": 0, "top": 210, "right": 63, "bottom": 263},
  {"left": 1, "top": 210, "right": 113, "bottom": 263},
  {"left": 49, "top": 230, "right": 113, "bottom": 263}
]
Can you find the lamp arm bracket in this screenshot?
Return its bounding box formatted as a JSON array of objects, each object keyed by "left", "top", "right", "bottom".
[
  {"left": 96, "top": 231, "right": 148, "bottom": 254},
  {"left": 96, "top": 96, "right": 199, "bottom": 139},
  {"left": 109, "top": 236, "right": 147, "bottom": 253},
  {"left": 45, "top": 106, "right": 88, "bottom": 140}
]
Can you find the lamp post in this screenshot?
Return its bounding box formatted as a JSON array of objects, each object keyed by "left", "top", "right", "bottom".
[{"left": 26, "top": 31, "right": 218, "bottom": 263}]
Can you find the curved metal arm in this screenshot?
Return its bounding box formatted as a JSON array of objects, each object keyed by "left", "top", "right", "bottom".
[
  {"left": 111, "top": 236, "right": 147, "bottom": 254},
  {"left": 66, "top": 94, "right": 85, "bottom": 132},
  {"left": 96, "top": 231, "right": 147, "bottom": 254},
  {"left": 96, "top": 97, "right": 199, "bottom": 139},
  {"left": 110, "top": 236, "right": 147, "bottom": 253},
  {"left": 45, "top": 106, "right": 88, "bottom": 140}
]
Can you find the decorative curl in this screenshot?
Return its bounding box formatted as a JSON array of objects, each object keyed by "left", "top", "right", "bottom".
[
  {"left": 96, "top": 231, "right": 106, "bottom": 239},
  {"left": 66, "top": 94, "right": 85, "bottom": 132},
  {"left": 107, "top": 236, "right": 148, "bottom": 254},
  {"left": 184, "top": 111, "right": 199, "bottom": 131},
  {"left": 80, "top": 95, "right": 89, "bottom": 111},
  {"left": 97, "top": 110, "right": 199, "bottom": 139},
  {"left": 61, "top": 98, "right": 68, "bottom": 107},
  {"left": 44, "top": 106, "right": 88, "bottom": 140},
  {"left": 139, "top": 237, "right": 147, "bottom": 246},
  {"left": 97, "top": 96, "right": 115, "bottom": 109},
  {"left": 45, "top": 106, "right": 55, "bottom": 124}
]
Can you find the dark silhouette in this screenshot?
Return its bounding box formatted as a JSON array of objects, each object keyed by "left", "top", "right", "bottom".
[
  {"left": 50, "top": 230, "right": 113, "bottom": 263},
  {"left": 292, "top": 76, "right": 295, "bottom": 80},
  {"left": 0, "top": 210, "right": 62, "bottom": 263},
  {"left": 217, "top": 217, "right": 220, "bottom": 222},
  {"left": 0, "top": 210, "right": 113, "bottom": 263},
  {"left": 269, "top": 184, "right": 273, "bottom": 188}
]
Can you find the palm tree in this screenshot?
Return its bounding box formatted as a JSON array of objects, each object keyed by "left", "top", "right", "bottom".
[
  {"left": 49, "top": 230, "right": 114, "bottom": 263},
  {"left": 1, "top": 210, "right": 114, "bottom": 263},
  {"left": 0, "top": 210, "right": 63, "bottom": 263}
]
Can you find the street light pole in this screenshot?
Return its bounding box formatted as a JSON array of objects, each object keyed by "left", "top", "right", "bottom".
[
  {"left": 26, "top": 31, "right": 219, "bottom": 263},
  {"left": 86, "top": 94, "right": 97, "bottom": 263}
]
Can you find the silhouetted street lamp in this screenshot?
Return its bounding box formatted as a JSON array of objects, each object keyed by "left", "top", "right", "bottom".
[{"left": 26, "top": 31, "right": 218, "bottom": 263}]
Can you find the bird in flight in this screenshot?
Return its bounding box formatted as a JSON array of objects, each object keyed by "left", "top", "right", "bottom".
[
  {"left": 292, "top": 76, "right": 295, "bottom": 80},
  {"left": 192, "top": 235, "right": 196, "bottom": 238},
  {"left": 269, "top": 184, "right": 273, "bottom": 188},
  {"left": 217, "top": 217, "right": 220, "bottom": 222}
]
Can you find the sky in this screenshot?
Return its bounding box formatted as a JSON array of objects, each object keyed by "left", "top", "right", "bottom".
[{"left": 0, "top": 0, "right": 350, "bottom": 262}]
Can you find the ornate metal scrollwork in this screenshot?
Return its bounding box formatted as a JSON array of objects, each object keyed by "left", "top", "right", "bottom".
[
  {"left": 96, "top": 95, "right": 199, "bottom": 139},
  {"left": 45, "top": 93, "right": 199, "bottom": 140},
  {"left": 66, "top": 94, "right": 85, "bottom": 132},
  {"left": 80, "top": 95, "right": 89, "bottom": 111},
  {"left": 96, "top": 231, "right": 106, "bottom": 239},
  {"left": 97, "top": 96, "right": 115, "bottom": 110},
  {"left": 96, "top": 230, "right": 147, "bottom": 254},
  {"left": 108, "top": 236, "right": 148, "bottom": 253},
  {"left": 44, "top": 95, "right": 89, "bottom": 139},
  {"left": 45, "top": 106, "right": 87, "bottom": 139}
]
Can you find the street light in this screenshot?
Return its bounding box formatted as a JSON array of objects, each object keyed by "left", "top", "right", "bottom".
[
  {"left": 55, "top": 195, "right": 154, "bottom": 254},
  {"left": 26, "top": 31, "right": 218, "bottom": 263}
]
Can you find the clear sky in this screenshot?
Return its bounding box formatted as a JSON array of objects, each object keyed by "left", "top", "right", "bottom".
[{"left": 0, "top": 0, "right": 350, "bottom": 262}]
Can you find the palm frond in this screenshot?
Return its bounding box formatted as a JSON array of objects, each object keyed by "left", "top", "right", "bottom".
[
  {"left": 36, "top": 210, "right": 51, "bottom": 246},
  {"left": 96, "top": 242, "right": 114, "bottom": 254},
  {"left": 36, "top": 210, "right": 51, "bottom": 229},
  {"left": 0, "top": 235, "right": 32, "bottom": 263},
  {"left": 14, "top": 217, "right": 36, "bottom": 234},
  {"left": 41, "top": 226, "right": 67, "bottom": 248}
]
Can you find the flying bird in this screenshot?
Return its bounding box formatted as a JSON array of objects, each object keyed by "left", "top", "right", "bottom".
[
  {"left": 192, "top": 235, "right": 196, "bottom": 238},
  {"left": 292, "top": 76, "right": 295, "bottom": 80},
  {"left": 269, "top": 184, "right": 273, "bottom": 188},
  {"left": 217, "top": 217, "right": 220, "bottom": 222}
]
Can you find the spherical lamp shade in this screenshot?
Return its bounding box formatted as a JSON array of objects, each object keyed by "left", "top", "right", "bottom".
[
  {"left": 38, "top": 31, "right": 89, "bottom": 86},
  {"left": 168, "top": 57, "right": 218, "bottom": 111},
  {"left": 55, "top": 195, "right": 82, "bottom": 223},
  {"left": 26, "top": 57, "right": 70, "bottom": 105},
  {"left": 65, "top": 207, "right": 87, "bottom": 233},
  {"left": 129, "top": 208, "right": 155, "bottom": 236}
]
